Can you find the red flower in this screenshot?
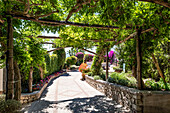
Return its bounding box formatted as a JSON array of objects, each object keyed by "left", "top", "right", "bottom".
[{"left": 79, "top": 63, "right": 88, "bottom": 72}]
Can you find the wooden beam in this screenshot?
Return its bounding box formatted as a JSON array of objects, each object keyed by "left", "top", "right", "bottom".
[
  {"left": 115, "top": 27, "right": 155, "bottom": 45},
  {"left": 81, "top": 48, "right": 98, "bottom": 56},
  {"left": 12, "top": 14, "right": 131, "bottom": 29},
  {"left": 37, "top": 36, "right": 61, "bottom": 39},
  {"left": 138, "top": 0, "right": 170, "bottom": 8},
  {"left": 36, "top": 35, "right": 116, "bottom": 42},
  {"left": 47, "top": 47, "right": 64, "bottom": 53},
  {"left": 83, "top": 38, "right": 116, "bottom": 42},
  {"left": 41, "top": 42, "right": 55, "bottom": 44}
]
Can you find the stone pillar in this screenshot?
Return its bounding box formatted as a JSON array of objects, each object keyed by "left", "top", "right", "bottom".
[{"left": 0, "top": 67, "right": 3, "bottom": 94}]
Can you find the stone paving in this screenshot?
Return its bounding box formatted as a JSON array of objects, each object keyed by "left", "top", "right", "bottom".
[{"left": 21, "top": 71, "right": 128, "bottom": 113}]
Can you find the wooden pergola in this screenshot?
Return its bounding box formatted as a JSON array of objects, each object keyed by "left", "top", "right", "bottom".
[{"left": 4, "top": 0, "right": 169, "bottom": 100}]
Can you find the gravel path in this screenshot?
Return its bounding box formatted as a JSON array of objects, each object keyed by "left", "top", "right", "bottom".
[{"left": 22, "top": 72, "right": 128, "bottom": 113}]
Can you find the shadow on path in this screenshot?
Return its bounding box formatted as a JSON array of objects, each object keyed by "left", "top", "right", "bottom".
[
  {"left": 21, "top": 72, "right": 128, "bottom": 113},
  {"left": 23, "top": 95, "right": 127, "bottom": 113}
]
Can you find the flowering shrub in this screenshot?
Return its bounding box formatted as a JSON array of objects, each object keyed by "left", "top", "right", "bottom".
[
  {"left": 108, "top": 51, "right": 114, "bottom": 64},
  {"left": 79, "top": 63, "right": 88, "bottom": 72},
  {"left": 79, "top": 63, "right": 90, "bottom": 80},
  {"left": 83, "top": 54, "right": 94, "bottom": 62},
  {"left": 76, "top": 52, "right": 84, "bottom": 60},
  {"left": 32, "top": 71, "right": 62, "bottom": 91},
  {"left": 104, "top": 51, "right": 116, "bottom": 64}
]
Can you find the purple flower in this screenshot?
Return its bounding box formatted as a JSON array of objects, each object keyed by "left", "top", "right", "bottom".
[
  {"left": 76, "top": 52, "right": 84, "bottom": 60},
  {"left": 40, "top": 80, "right": 43, "bottom": 83}
]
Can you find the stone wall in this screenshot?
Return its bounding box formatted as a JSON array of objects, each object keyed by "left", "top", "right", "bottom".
[
  {"left": 85, "top": 75, "right": 170, "bottom": 113},
  {"left": 20, "top": 72, "right": 66, "bottom": 104}
]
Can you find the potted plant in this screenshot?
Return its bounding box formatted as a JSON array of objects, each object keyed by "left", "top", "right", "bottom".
[{"left": 79, "top": 63, "right": 90, "bottom": 80}]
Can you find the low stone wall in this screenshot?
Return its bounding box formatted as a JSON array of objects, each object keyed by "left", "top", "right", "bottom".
[
  {"left": 85, "top": 75, "right": 170, "bottom": 113},
  {"left": 21, "top": 72, "right": 66, "bottom": 104}
]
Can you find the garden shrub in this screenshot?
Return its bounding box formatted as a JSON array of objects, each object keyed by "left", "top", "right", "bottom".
[
  {"left": 0, "top": 99, "right": 21, "bottom": 113},
  {"left": 70, "top": 65, "right": 79, "bottom": 70},
  {"left": 88, "top": 72, "right": 93, "bottom": 76},
  {"left": 91, "top": 55, "right": 103, "bottom": 75},
  {"left": 76, "top": 52, "right": 84, "bottom": 60},
  {"left": 112, "top": 66, "right": 119, "bottom": 70},
  {"left": 79, "top": 63, "right": 88, "bottom": 72},
  {"left": 104, "top": 51, "right": 115, "bottom": 64},
  {"left": 109, "top": 72, "right": 136, "bottom": 88},
  {"left": 91, "top": 45, "right": 106, "bottom": 76},
  {"left": 65, "top": 57, "right": 72, "bottom": 67},
  {"left": 66, "top": 56, "right": 77, "bottom": 66},
  {"left": 44, "top": 49, "right": 66, "bottom": 76},
  {"left": 44, "top": 54, "right": 51, "bottom": 74},
  {"left": 53, "top": 49, "right": 66, "bottom": 70},
  {"left": 145, "top": 78, "right": 170, "bottom": 91},
  {"left": 94, "top": 75, "right": 102, "bottom": 80},
  {"left": 83, "top": 54, "right": 94, "bottom": 62},
  {"left": 100, "top": 72, "right": 106, "bottom": 81},
  {"left": 0, "top": 94, "right": 5, "bottom": 101},
  {"left": 82, "top": 68, "right": 90, "bottom": 73},
  {"left": 75, "top": 52, "right": 84, "bottom": 66},
  {"left": 50, "top": 54, "right": 58, "bottom": 73},
  {"left": 108, "top": 50, "right": 115, "bottom": 64},
  {"left": 33, "top": 67, "right": 41, "bottom": 84},
  {"left": 63, "top": 63, "right": 69, "bottom": 69}
]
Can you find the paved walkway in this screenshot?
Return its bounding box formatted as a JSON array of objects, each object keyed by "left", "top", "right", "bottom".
[{"left": 22, "top": 72, "right": 128, "bottom": 113}]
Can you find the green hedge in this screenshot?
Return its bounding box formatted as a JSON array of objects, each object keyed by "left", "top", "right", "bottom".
[
  {"left": 0, "top": 100, "right": 21, "bottom": 113},
  {"left": 44, "top": 49, "right": 66, "bottom": 76},
  {"left": 33, "top": 67, "right": 41, "bottom": 84},
  {"left": 108, "top": 72, "right": 137, "bottom": 88},
  {"left": 145, "top": 78, "right": 170, "bottom": 91},
  {"left": 66, "top": 56, "right": 77, "bottom": 66}
]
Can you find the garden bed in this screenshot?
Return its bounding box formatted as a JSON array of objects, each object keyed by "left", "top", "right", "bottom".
[
  {"left": 20, "top": 72, "right": 66, "bottom": 104},
  {"left": 85, "top": 75, "right": 170, "bottom": 113}
]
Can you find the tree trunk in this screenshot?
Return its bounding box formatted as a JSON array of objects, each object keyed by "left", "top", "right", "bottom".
[
  {"left": 136, "top": 29, "right": 143, "bottom": 90},
  {"left": 39, "top": 65, "right": 44, "bottom": 79},
  {"left": 6, "top": 16, "right": 14, "bottom": 100},
  {"left": 91, "top": 45, "right": 106, "bottom": 76},
  {"left": 14, "top": 61, "right": 21, "bottom": 101},
  {"left": 106, "top": 47, "right": 109, "bottom": 81},
  {"left": 28, "top": 66, "right": 33, "bottom": 92},
  {"left": 132, "top": 66, "right": 137, "bottom": 78},
  {"left": 151, "top": 53, "right": 168, "bottom": 90}
]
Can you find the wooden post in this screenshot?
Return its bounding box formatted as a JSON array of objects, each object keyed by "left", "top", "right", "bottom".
[
  {"left": 3, "top": 68, "right": 6, "bottom": 94},
  {"left": 14, "top": 61, "right": 21, "bottom": 101},
  {"left": 116, "top": 59, "right": 117, "bottom": 66},
  {"left": 6, "top": 16, "right": 14, "bottom": 100},
  {"left": 151, "top": 53, "right": 168, "bottom": 90},
  {"left": 136, "top": 29, "right": 142, "bottom": 90},
  {"left": 28, "top": 66, "right": 33, "bottom": 93},
  {"left": 106, "top": 47, "right": 109, "bottom": 81}
]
